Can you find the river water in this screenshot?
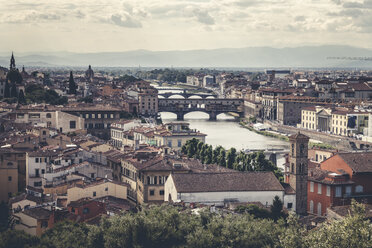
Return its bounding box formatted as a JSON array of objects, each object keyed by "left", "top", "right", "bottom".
[{"left": 160, "top": 112, "right": 288, "bottom": 151}]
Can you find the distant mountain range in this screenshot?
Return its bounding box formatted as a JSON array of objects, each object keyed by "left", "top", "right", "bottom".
[{"left": 1, "top": 45, "right": 372, "bottom": 68}]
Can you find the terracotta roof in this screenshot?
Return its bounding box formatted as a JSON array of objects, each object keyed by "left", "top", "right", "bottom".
[
  {"left": 308, "top": 167, "right": 354, "bottom": 185},
  {"left": 328, "top": 204, "right": 372, "bottom": 218},
  {"left": 23, "top": 207, "right": 52, "bottom": 220},
  {"left": 289, "top": 132, "right": 309, "bottom": 140},
  {"left": 338, "top": 152, "right": 372, "bottom": 173},
  {"left": 171, "top": 172, "right": 284, "bottom": 193},
  {"left": 282, "top": 183, "right": 296, "bottom": 194},
  {"left": 351, "top": 83, "right": 372, "bottom": 91}
]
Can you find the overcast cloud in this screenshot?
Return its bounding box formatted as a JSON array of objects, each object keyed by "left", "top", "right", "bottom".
[{"left": 0, "top": 0, "right": 372, "bottom": 53}]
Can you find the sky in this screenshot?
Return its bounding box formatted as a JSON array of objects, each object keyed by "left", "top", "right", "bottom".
[{"left": 1, "top": 0, "right": 372, "bottom": 53}]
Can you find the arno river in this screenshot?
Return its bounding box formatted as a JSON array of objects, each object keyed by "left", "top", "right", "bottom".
[{"left": 160, "top": 112, "right": 288, "bottom": 151}]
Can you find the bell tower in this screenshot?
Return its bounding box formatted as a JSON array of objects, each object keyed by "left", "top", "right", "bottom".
[
  {"left": 10, "top": 52, "right": 16, "bottom": 70},
  {"left": 287, "top": 132, "right": 309, "bottom": 215}
]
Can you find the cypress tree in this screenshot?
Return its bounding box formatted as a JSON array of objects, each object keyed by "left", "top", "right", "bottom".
[
  {"left": 68, "top": 71, "right": 77, "bottom": 94},
  {"left": 10, "top": 83, "right": 17, "bottom": 98},
  {"left": 4, "top": 81, "right": 10, "bottom": 98},
  {"left": 18, "top": 89, "right": 26, "bottom": 104}
]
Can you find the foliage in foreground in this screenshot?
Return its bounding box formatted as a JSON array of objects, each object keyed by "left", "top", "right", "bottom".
[{"left": 1, "top": 201, "right": 371, "bottom": 248}]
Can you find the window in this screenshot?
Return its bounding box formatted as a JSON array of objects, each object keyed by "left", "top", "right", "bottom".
[
  {"left": 91, "top": 173, "right": 95, "bottom": 178},
  {"left": 35, "top": 169, "right": 39, "bottom": 177},
  {"left": 7, "top": 162, "right": 13, "bottom": 166},
  {"left": 34, "top": 181, "right": 42, "bottom": 187},
  {"left": 356, "top": 185, "right": 363, "bottom": 193},
  {"left": 29, "top": 113, "right": 40, "bottom": 119},
  {"left": 70, "top": 121, "right": 76, "bottom": 129},
  {"left": 291, "top": 144, "right": 294, "bottom": 157},
  {"left": 93, "top": 192, "right": 96, "bottom": 197},
  {"left": 8, "top": 176, "right": 12, "bottom": 181},
  {"left": 168, "top": 141, "right": 172, "bottom": 147},
  {"left": 42, "top": 131, "right": 47, "bottom": 135},
  {"left": 149, "top": 190, "right": 155, "bottom": 196},
  {"left": 317, "top": 202, "right": 322, "bottom": 216},
  {"left": 83, "top": 208, "right": 90, "bottom": 214},
  {"left": 315, "top": 154, "right": 318, "bottom": 161},
  {"left": 160, "top": 190, "right": 164, "bottom": 196},
  {"left": 105, "top": 187, "right": 108, "bottom": 191},
  {"left": 41, "top": 221, "right": 48, "bottom": 228},
  {"left": 287, "top": 203, "right": 293, "bottom": 209},
  {"left": 326, "top": 186, "right": 331, "bottom": 196},
  {"left": 46, "top": 113, "right": 52, "bottom": 118},
  {"left": 309, "top": 200, "right": 314, "bottom": 213},
  {"left": 8, "top": 192, "right": 12, "bottom": 198},
  {"left": 335, "top": 186, "right": 342, "bottom": 197},
  {"left": 310, "top": 182, "right": 314, "bottom": 192},
  {"left": 178, "top": 140, "right": 182, "bottom": 147},
  {"left": 300, "top": 144, "right": 305, "bottom": 156},
  {"left": 35, "top": 158, "right": 39, "bottom": 163},
  {"left": 317, "top": 183, "right": 322, "bottom": 194},
  {"left": 291, "top": 163, "right": 294, "bottom": 173},
  {"left": 345, "top": 186, "right": 352, "bottom": 196}
]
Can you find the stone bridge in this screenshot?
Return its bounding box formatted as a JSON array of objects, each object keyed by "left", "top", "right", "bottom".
[
  {"left": 158, "top": 89, "right": 217, "bottom": 99},
  {"left": 158, "top": 98, "right": 244, "bottom": 120}
]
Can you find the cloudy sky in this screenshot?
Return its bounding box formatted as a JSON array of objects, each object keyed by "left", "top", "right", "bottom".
[{"left": 1, "top": 0, "right": 372, "bottom": 53}]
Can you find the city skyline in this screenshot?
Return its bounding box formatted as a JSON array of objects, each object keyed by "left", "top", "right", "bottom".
[{"left": 2, "top": 0, "right": 372, "bottom": 53}]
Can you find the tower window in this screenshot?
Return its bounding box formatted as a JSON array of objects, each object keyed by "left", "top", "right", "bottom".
[
  {"left": 291, "top": 144, "right": 294, "bottom": 157},
  {"left": 300, "top": 144, "right": 305, "bottom": 156}
]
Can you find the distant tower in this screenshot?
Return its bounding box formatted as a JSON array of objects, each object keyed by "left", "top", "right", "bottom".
[
  {"left": 85, "top": 65, "right": 94, "bottom": 82},
  {"left": 287, "top": 132, "right": 309, "bottom": 215},
  {"left": 10, "top": 52, "right": 15, "bottom": 70}
]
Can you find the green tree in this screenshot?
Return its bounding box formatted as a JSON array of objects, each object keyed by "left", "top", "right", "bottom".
[
  {"left": 0, "top": 202, "right": 11, "bottom": 232},
  {"left": 3, "top": 81, "right": 10, "bottom": 98},
  {"left": 226, "top": 148, "right": 237, "bottom": 169},
  {"left": 0, "top": 230, "right": 39, "bottom": 248},
  {"left": 68, "top": 71, "right": 77, "bottom": 95},
  {"left": 212, "top": 146, "right": 223, "bottom": 164},
  {"left": 40, "top": 221, "right": 91, "bottom": 248},
  {"left": 204, "top": 145, "right": 213, "bottom": 164},
  {"left": 305, "top": 200, "right": 372, "bottom": 248},
  {"left": 271, "top": 195, "right": 284, "bottom": 221},
  {"left": 235, "top": 204, "right": 272, "bottom": 219},
  {"left": 17, "top": 89, "right": 26, "bottom": 104},
  {"left": 217, "top": 149, "right": 226, "bottom": 167},
  {"left": 10, "top": 83, "right": 17, "bottom": 98}
]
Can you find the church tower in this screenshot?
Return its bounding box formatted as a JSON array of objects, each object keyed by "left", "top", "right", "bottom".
[
  {"left": 10, "top": 52, "right": 15, "bottom": 70},
  {"left": 287, "top": 132, "right": 309, "bottom": 215}
]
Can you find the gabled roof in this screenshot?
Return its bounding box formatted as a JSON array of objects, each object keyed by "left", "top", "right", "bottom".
[
  {"left": 171, "top": 172, "right": 284, "bottom": 193},
  {"left": 338, "top": 152, "right": 372, "bottom": 173},
  {"left": 289, "top": 132, "right": 309, "bottom": 140}
]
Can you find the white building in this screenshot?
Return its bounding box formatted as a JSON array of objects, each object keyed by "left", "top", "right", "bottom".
[
  {"left": 15, "top": 110, "right": 84, "bottom": 134},
  {"left": 26, "top": 150, "right": 59, "bottom": 188},
  {"left": 110, "top": 119, "right": 142, "bottom": 148},
  {"left": 203, "top": 75, "right": 215, "bottom": 87},
  {"left": 164, "top": 171, "right": 295, "bottom": 209}
]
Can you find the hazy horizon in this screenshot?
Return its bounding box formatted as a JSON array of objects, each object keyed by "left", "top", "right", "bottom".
[{"left": 2, "top": 0, "right": 372, "bottom": 53}]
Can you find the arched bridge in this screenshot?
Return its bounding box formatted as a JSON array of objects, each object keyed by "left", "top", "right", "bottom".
[
  {"left": 158, "top": 89, "right": 217, "bottom": 99},
  {"left": 158, "top": 98, "right": 244, "bottom": 120}
]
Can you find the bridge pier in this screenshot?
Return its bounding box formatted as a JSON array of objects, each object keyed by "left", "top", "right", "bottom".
[
  {"left": 209, "top": 112, "right": 217, "bottom": 121},
  {"left": 176, "top": 113, "right": 184, "bottom": 121}
]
